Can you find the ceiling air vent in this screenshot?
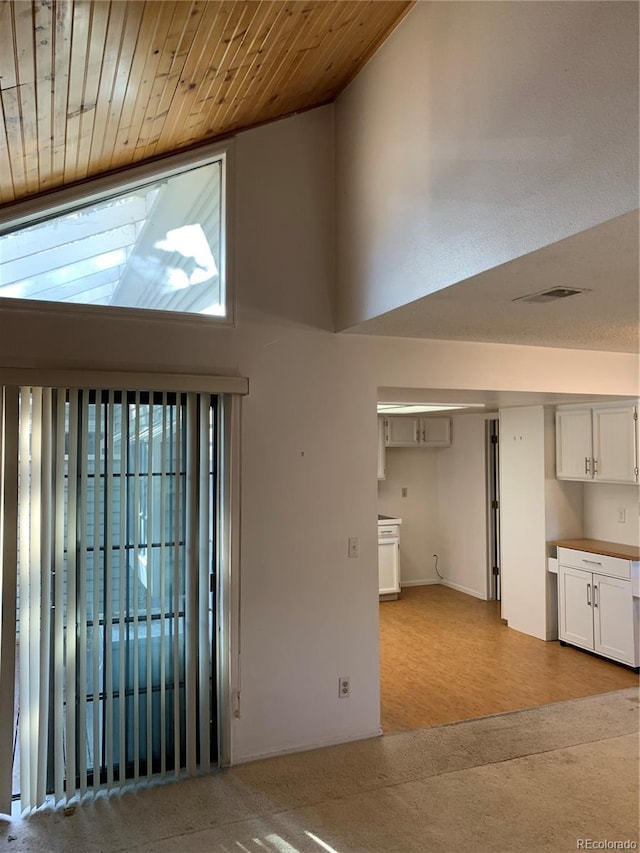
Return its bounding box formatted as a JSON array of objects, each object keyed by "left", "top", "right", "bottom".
[{"left": 513, "top": 287, "right": 588, "bottom": 304}]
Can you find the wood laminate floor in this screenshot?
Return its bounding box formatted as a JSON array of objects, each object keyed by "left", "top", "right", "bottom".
[{"left": 379, "top": 584, "right": 639, "bottom": 732}]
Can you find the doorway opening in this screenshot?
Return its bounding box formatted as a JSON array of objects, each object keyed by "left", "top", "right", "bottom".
[{"left": 486, "top": 417, "right": 501, "bottom": 601}]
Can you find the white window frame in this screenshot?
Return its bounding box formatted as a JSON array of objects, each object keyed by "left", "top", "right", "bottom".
[{"left": 0, "top": 139, "right": 235, "bottom": 327}]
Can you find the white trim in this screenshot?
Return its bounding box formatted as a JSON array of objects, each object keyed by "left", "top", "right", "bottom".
[
  {"left": 0, "top": 296, "right": 235, "bottom": 329},
  {"left": 0, "top": 140, "right": 231, "bottom": 233},
  {"left": 0, "top": 367, "right": 248, "bottom": 396},
  {"left": 221, "top": 395, "right": 242, "bottom": 768},
  {"left": 0, "top": 139, "right": 235, "bottom": 328},
  {"left": 0, "top": 387, "right": 18, "bottom": 815},
  {"left": 232, "top": 728, "right": 383, "bottom": 766},
  {"left": 440, "top": 579, "right": 488, "bottom": 600},
  {"left": 400, "top": 579, "right": 441, "bottom": 587}
]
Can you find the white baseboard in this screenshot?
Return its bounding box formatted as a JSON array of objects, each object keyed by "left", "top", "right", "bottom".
[
  {"left": 440, "top": 579, "right": 488, "bottom": 600},
  {"left": 231, "top": 727, "right": 383, "bottom": 766},
  {"left": 400, "top": 579, "right": 441, "bottom": 588}
]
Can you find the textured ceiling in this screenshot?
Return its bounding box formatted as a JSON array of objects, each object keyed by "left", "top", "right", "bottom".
[
  {"left": 350, "top": 210, "right": 640, "bottom": 354},
  {"left": 0, "top": 0, "right": 412, "bottom": 206}
]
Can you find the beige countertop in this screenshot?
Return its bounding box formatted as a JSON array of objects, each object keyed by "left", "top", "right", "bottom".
[{"left": 549, "top": 538, "right": 640, "bottom": 561}]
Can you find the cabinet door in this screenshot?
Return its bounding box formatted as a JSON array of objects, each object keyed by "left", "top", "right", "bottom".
[
  {"left": 592, "top": 404, "right": 638, "bottom": 483},
  {"left": 558, "top": 566, "right": 593, "bottom": 649},
  {"left": 377, "top": 417, "right": 386, "bottom": 480},
  {"left": 593, "top": 574, "right": 636, "bottom": 665},
  {"left": 384, "top": 417, "right": 420, "bottom": 447},
  {"left": 420, "top": 417, "right": 451, "bottom": 447},
  {"left": 378, "top": 539, "right": 400, "bottom": 595},
  {"left": 555, "top": 409, "right": 593, "bottom": 480}
]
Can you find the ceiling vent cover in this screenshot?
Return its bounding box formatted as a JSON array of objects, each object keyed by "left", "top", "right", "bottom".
[{"left": 514, "top": 287, "right": 588, "bottom": 304}]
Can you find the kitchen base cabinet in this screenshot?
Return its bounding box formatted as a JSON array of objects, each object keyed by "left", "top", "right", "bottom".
[
  {"left": 378, "top": 519, "right": 401, "bottom": 599},
  {"left": 594, "top": 574, "right": 636, "bottom": 663},
  {"left": 378, "top": 539, "right": 400, "bottom": 598},
  {"left": 560, "top": 567, "right": 594, "bottom": 649},
  {"left": 557, "top": 548, "right": 639, "bottom": 669}
]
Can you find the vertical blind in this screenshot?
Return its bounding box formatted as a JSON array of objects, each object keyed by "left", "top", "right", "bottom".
[
  {"left": 1, "top": 387, "right": 218, "bottom": 813},
  {"left": 0, "top": 387, "right": 18, "bottom": 813}
]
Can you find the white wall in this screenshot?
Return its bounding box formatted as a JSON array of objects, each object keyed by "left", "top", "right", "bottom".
[
  {"left": 364, "top": 335, "right": 639, "bottom": 399},
  {"left": 500, "top": 406, "right": 587, "bottom": 641},
  {"left": 377, "top": 448, "right": 440, "bottom": 585},
  {"left": 583, "top": 483, "right": 640, "bottom": 547},
  {"left": 436, "top": 414, "right": 488, "bottom": 599},
  {"left": 499, "top": 407, "right": 549, "bottom": 640},
  {"left": 2, "top": 102, "right": 640, "bottom": 765},
  {"left": 0, "top": 108, "right": 384, "bottom": 763},
  {"left": 335, "top": 0, "right": 639, "bottom": 328}
]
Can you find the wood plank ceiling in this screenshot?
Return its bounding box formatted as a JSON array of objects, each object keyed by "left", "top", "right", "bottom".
[{"left": 0, "top": 0, "right": 413, "bottom": 208}]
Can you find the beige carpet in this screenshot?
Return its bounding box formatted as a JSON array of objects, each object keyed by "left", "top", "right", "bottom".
[{"left": 1, "top": 688, "right": 638, "bottom": 853}]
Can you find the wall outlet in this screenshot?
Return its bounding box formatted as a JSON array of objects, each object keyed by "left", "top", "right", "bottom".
[
  {"left": 617, "top": 508, "right": 626, "bottom": 523},
  {"left": 338, "top": 676, "right": 350, "bottom": 698},
  {"left": 401, "top": 487, "right": 408, "bottom": 497},
  {"left": 348, "top": 537, "right": 359, "bottom": 558}
]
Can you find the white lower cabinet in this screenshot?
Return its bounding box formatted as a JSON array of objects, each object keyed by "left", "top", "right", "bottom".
[
  {"left": 558, "top": 551, "right": 638, "bottom": 667},
  {"left": 560, "top": 567, "right": 594, "bottom": 649},
  {"left": 378, "top": 538, "right": 400, "bottom": 597},
  {"left": 594, "top": 574, "right": 636, "bottom": 663},
  {"left": 378, "top": 522, "right": 401, "bottom": 598}
]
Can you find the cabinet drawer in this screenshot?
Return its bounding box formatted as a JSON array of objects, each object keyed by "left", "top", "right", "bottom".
[
  {"left": 379, "top": 525, "right": 399, "bottom": 538},
  {"left": 557, "top": 548, "right": 631, "bottom": 580}
]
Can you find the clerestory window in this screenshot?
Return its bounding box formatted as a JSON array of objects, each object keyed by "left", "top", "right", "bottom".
[{"left": 0, "top": 153, "right": 227, "bottom": 320}]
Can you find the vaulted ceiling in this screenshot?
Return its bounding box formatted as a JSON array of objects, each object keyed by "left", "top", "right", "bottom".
[{"left": 0, "top": 0, "right": 413, "bottom": 206}]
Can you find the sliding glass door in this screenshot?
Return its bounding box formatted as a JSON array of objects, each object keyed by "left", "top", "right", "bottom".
[{"left": 1, "top": 386, "right": 220, "bottom": 812}]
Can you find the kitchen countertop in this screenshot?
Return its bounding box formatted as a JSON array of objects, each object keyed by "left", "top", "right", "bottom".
[
  {"left": 378, "top": 514, "right": 402, "bottom": 525},
  {"left": 549, "top": 538, "right": 640, "bottom": 561}
]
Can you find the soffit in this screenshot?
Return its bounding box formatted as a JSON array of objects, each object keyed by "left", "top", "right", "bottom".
[{"left": 350, "top": 210, "right": 640, "bottom": 354}]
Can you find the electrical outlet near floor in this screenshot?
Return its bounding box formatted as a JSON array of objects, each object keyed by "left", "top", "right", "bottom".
[{"left": 338, "top": 676, "right": 350, "bottom": 698}]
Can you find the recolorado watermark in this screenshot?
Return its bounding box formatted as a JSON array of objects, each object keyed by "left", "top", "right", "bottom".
[{"left": 576, "top": 841, "right": 638, "bottom": 850}]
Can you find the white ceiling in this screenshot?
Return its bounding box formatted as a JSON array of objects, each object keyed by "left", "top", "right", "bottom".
[
  {"left": 376, "top": 386, "right": 638, "bottom": 414},
  {"left": 350, "top": 210, "right": 640, "bottom": 354}
]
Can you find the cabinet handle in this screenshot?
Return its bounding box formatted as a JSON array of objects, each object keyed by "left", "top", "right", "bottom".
[
  {"left": 422, "top": 428, "right": 426, "bottom": 442},
  {"left": 586, "top": 583, "right": 591, "bottom": 606},
  {"left": 584, "top": 457, "right": 591, "bottom": 475},
  {"left": 592, "top": 457, "right": 598, "bottom": 475},
  {"left": 593, "top": 585, "right": 598, "bottom": 608},
  {"left": 582, "top": 559, "right": 602, "bottom": 566}
]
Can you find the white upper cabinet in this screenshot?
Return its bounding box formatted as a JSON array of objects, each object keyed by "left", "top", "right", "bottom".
[
  {"left": 592, "top": 404, "right": 638, "bottom": 483},
  {"left": 385, "top": 416, "right": 420, "bottom": 447},
  {"left": 555, "top": 408, "right": 594, "bottom": 480},
  {"left": 421, "top": 418, "right": 451, "bottom": 446},
  {"left": 384, "top": 416, "right": 451, "bottom": 448},
  {"left": 555, "top": 402, "right": 638, "bottom": 484}
]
